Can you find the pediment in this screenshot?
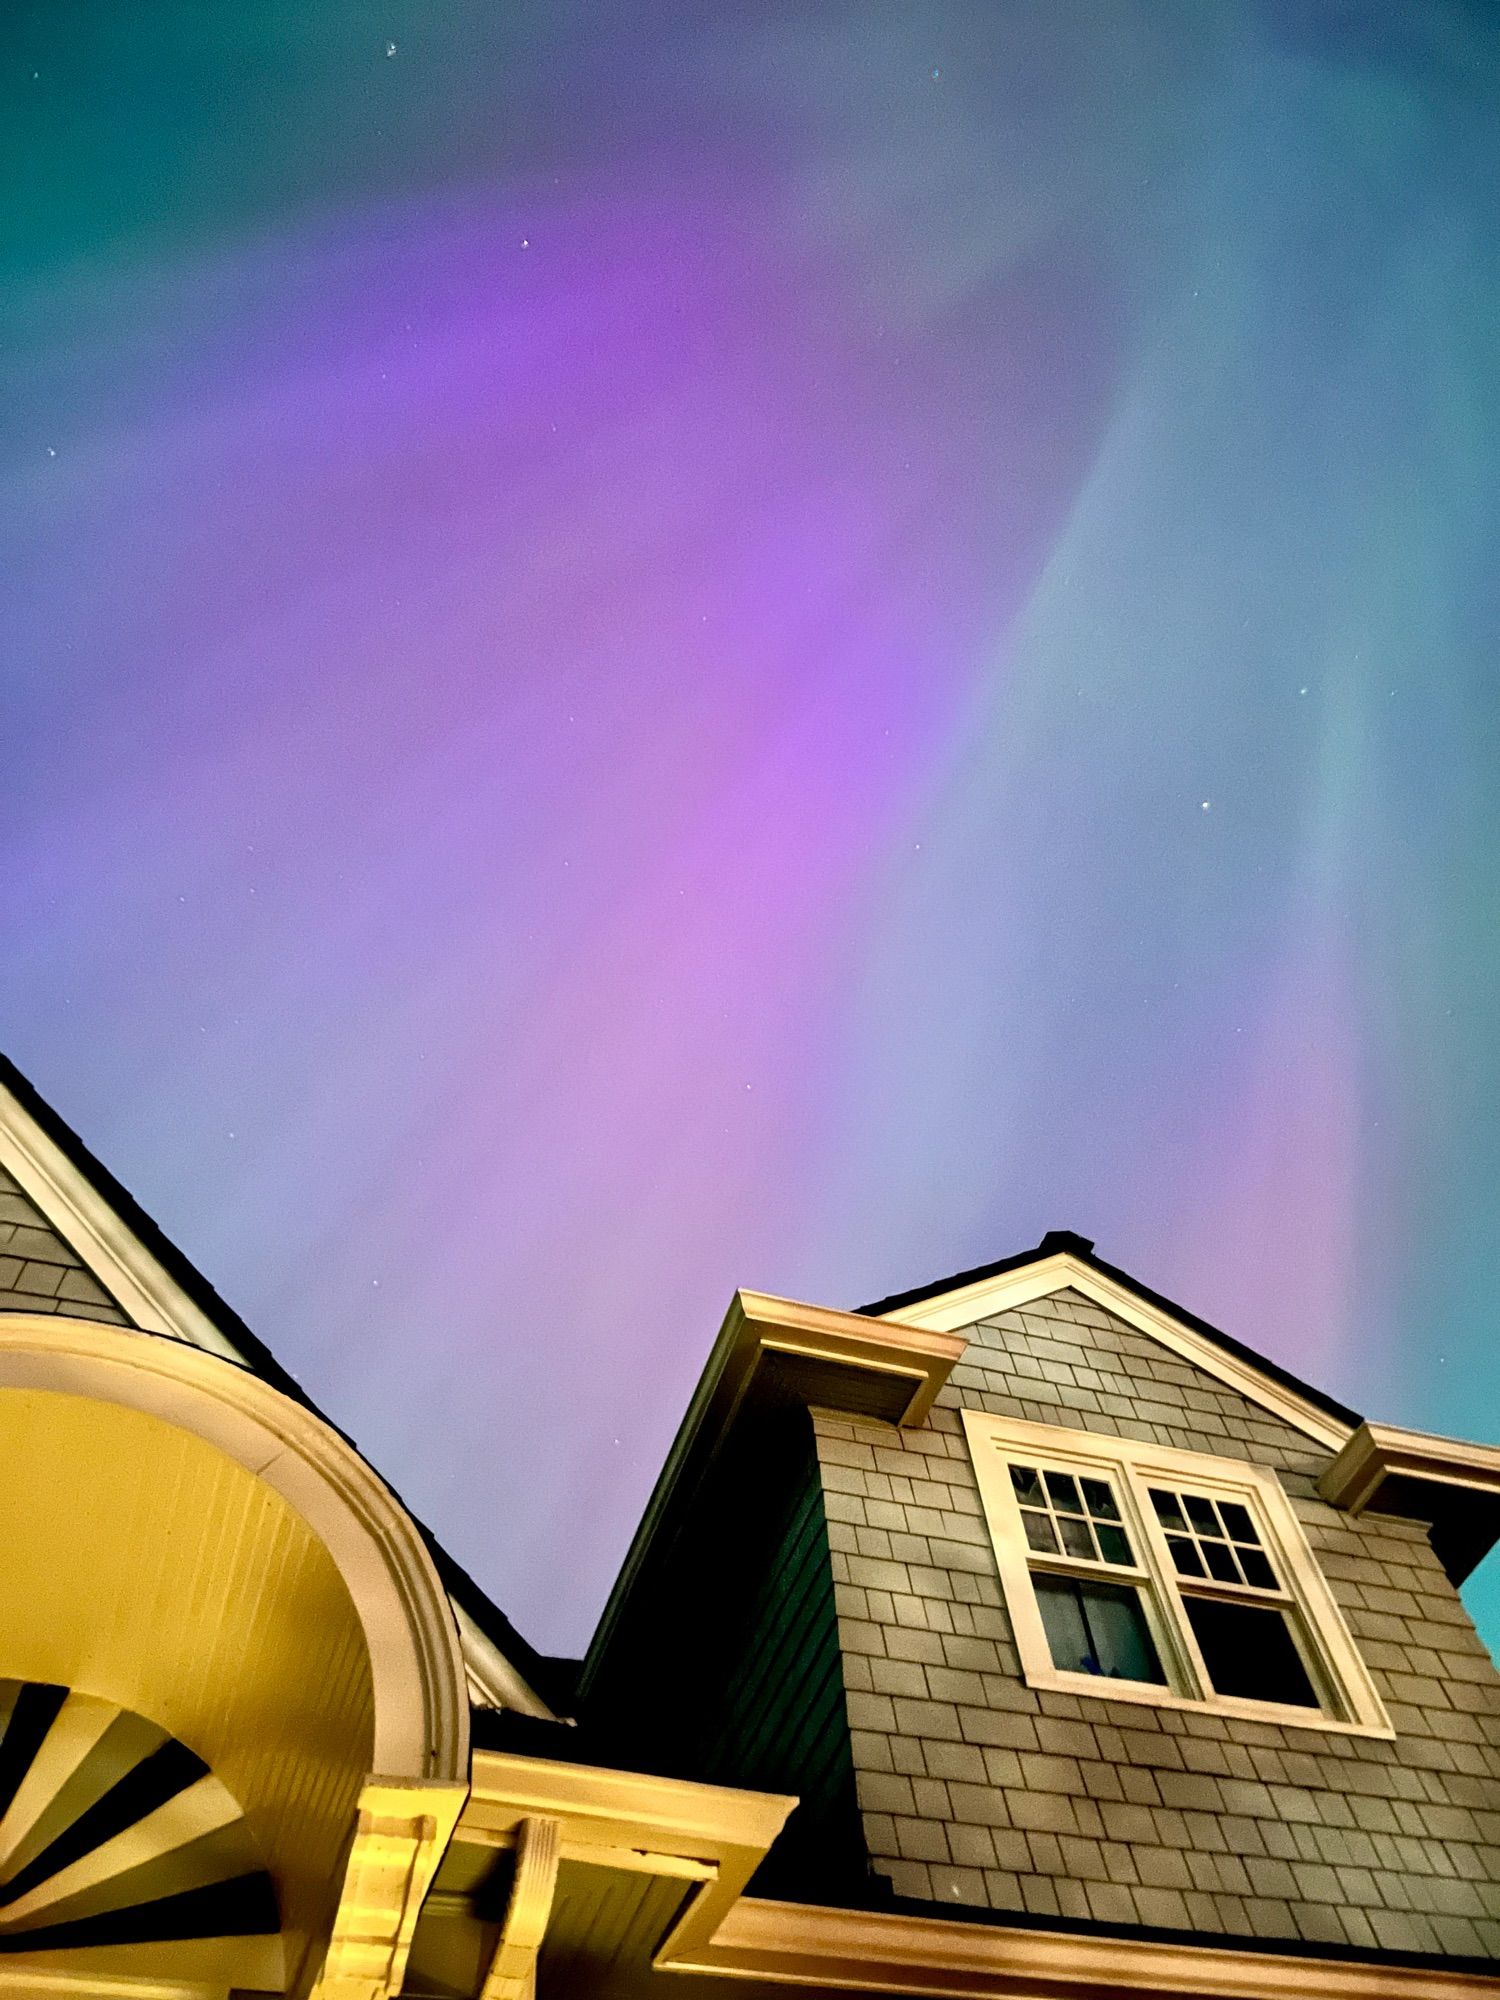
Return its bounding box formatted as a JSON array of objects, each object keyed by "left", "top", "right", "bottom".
[{"left": 871, "top": 1239, "right": 1355, "bottom": 1453}]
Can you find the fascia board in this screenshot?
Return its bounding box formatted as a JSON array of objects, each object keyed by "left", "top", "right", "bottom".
[
  {"left": 452, "top": 1599, "right": 555, "bottom": 1720},
  {"left": 0, "top": 1074, "right": 244, "bottom": 1363},
  {"left": 466, "top": 1749, "right": 793, "bottom": 1854},
  {"left": 878, "top": 1254, "right": 1351, "bottom": 1453},
  {"left": 465, "top": 1749, "right": 793, "bottom": 1963}
]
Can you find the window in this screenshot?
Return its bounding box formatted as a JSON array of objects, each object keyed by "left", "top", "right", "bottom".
[
  {"left": 1147, "top": 1484, "right": 1318, "bottom": 1708},
  {"left": 962, "top": 1412, "right": 1392, "bottom": 1735},
  {"left": 1006, "top": 1461, "right": 1166, "bottom": 1684}
]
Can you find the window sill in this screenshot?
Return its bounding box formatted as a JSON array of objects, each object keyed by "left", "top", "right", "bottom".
[{"left": 1021, "top": 1664, "right": 1397, "bottom": 1739}]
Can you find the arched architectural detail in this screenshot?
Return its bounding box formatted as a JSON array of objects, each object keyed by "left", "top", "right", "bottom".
[
  {"left": 0, "top": 1681, "right": 281, "bottom": 1982},
  {"left": 0, "top": 1315, "right": 471, "bottom": 1993},
  {"left": 0, "top": 1315, "right": 469, "bottom": 1790}
]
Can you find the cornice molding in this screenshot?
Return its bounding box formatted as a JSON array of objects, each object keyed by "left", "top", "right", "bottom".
[
  {"left": 464, "top": 1749, "right": 794, "bottom": 1966},
  {"left": 1320, "top": 1422, "right": 1500, "bottom": 1515}
]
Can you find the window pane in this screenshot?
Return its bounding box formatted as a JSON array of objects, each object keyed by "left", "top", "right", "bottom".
[
  {"left": 1219, "top": 1501, "right": 1258, "bottom": 1545},
  {"left": 1183, "top": 1495, "right": 1220, "bottom": 1537},
  {"left": 1202, "top": 1539, "right": 1242, "bottom": 1583},
  {"left": 1010, "top": 1465, "right": 1044, "bottom": 1506},
  {"left": 1168, "top": 1536, "right": 1205, "bottom": 1578},
  {"left": 1080, "top": 1476, "right": 1120, "bottom": 1521},
  {"left": 1183, "top": 1598, "right": 1319, "bottom": 1708},
  {"left": 1150, "top": 1489, "right": 1186, "bottom": 1532},
  {"left": 1081, "top": 1583, "right": 1168, "bottom": 1684},
  {"left": 1060, "top": 1515, "right": 1096, "bottom": 1558},
  {"left": 1023, "top": 1510, "right": 1060, "bottom": 1554},
  {"left": 1239, "top": 1547, "right": 1278, "bottom": 1590},
  {"left": 1045, "top": 1471, "right": 1085, "bottom": 1515},
  {"left": 1034, "top": 1575, "right": 1092, "bottom": 1673},
  {"left": 1095, "top": 1523, "right": 1133, "bottom": 1566},
  {"left": 1034, "top": 1576, "right": 1166, "bottom": 1684}
]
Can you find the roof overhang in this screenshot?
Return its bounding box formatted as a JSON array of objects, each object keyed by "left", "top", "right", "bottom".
[
  {"left": 415, "top": 1763, "right": 1500, "bottom": 2000},
  {"left": 1319, "top": 1422, "right": 1500, "bottom": 1584},
  {"left": 582, "top": 1290, "right": 966, "bottom": 1687},
  {"left": 407, "top": 1750, "right": 794, "bottom": 1995}
]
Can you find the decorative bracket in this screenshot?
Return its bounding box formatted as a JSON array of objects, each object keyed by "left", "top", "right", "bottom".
[
  {"left": 310, "top": 1777, "right": 467, "bottom": 2000},
  {"left": 480, "top": 1814, "right": 562, "bottom": 2000}
]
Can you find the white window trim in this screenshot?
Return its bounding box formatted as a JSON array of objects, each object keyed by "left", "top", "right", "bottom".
[{"left": 962, "top": 1410, "right": 1393, "bottom": 1739}]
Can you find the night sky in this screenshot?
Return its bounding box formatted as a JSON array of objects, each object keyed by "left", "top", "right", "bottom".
[{"left": 6, "top": 1, "right": 1500, "bottom": 1659}]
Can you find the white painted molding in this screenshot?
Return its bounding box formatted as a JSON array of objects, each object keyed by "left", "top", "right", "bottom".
[
  {"left": 881, "top": 1253, "right": 1351, "bottom": 1452},
  {"left": 452, "top": 1599, "right": 556, "bottom": 1721},
  {"left": 0, "top": 1075, "right": 245, "bottom": 1362}
]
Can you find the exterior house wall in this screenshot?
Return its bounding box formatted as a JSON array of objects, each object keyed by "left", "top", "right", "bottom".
[
  {"left": 587, "top": 1402, "right": 865, "bottom": 1902},
  {"left": 0, "top": 1166, "right": 130, "bottom": 1322},
  {"left": 816, "top": 1286, "right": 1500, "bottom": 1957}
]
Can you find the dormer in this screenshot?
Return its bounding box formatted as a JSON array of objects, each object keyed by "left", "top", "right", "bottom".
[{"left": 583, "top": 1231, "right": 1500, "bottom": 1986}]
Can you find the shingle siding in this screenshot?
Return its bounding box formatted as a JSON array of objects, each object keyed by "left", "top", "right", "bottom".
[
  {"left": 0, "top": 1167, "right": 131, "bottom": 1324},
  {"left": 817, "top": 1286, "right": 1500, "bottom": 1956}
]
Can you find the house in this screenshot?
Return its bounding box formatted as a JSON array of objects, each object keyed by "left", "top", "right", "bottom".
[{"left": 2, "top": 1050, "right": 1499, "bottom": 2000}]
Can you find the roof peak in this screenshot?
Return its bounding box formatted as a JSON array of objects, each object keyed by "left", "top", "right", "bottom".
[{"left": 856, "top": 1230, "right": 1361, "bottom": 1436}]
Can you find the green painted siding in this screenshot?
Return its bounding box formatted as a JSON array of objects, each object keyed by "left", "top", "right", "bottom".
[{"left": 587, "top": 1403, "right": 865, "bottom": 1902}]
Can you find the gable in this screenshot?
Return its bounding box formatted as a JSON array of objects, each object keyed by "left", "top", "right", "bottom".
[
  {"left": 943, "top": 1286, "right": 1335, "bottom": 1476},
  {"left": 0, "top": 1166, "right": 130, "bottom": 1325},
  {"left": 872, "top": 1243, "right": 1354, "bottom": 1453}
]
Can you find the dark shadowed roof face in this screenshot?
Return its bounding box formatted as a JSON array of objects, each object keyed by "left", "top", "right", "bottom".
[{"left": 856, "top": 1229, "right": 1363, "bottom": 1433}]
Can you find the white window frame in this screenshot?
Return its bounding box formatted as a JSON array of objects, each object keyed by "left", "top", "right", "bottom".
[{"left": 962, "top": 1410, "right": 1393, "bottom": 1738}]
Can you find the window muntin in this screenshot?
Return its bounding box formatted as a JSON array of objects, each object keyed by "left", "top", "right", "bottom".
[
  {"left": 1007, "top": 1462, "right": 1162, "bottom": 1683},
  {"left": 1150, "top": 1486, "right": 1279, "bottom": 1590},
  {"left": 1010, "top": 1463, "right": 1135, "bottom": 1566},
  {"left": 962, "top": 1411, "right": 1393, "bottom": 1737},
  {"left": 1146, "top": 1482, "right": 1319, "bottom": 1706}
]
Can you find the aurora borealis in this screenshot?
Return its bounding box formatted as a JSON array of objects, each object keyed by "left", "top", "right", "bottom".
[{"left": 5, "top": 1, "right": 1500, "bottom": 1654}]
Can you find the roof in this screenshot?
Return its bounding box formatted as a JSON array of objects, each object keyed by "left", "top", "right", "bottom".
[
  {"left": 857, "top": 1228, "right": 1364, "bottom": 1432},
  {"left": 0, "top": 1049, "right": 567, "bottom": 1715}
]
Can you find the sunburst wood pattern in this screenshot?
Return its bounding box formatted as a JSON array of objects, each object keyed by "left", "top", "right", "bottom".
[{"left": 0, "top": 1681, "right": 278, "bottom": 1955}]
